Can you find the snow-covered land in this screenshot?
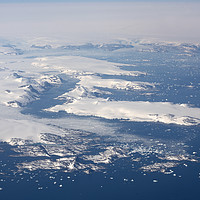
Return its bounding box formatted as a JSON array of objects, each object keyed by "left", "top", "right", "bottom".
[{"left": 0, "top": 38, "right": 200, "bottom": 175}]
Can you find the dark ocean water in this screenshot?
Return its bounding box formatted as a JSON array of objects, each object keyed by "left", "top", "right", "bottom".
[
  {"left": 0, "top": 157, "right": 200, "bottom": 200},
  {"left": 0, "top": 121, "right": 199, "bottom": 200},
  {"left": 0, "top": 42, "right": 200, "bottom": 200}
]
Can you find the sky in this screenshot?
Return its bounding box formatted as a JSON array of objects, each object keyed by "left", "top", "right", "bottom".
[
  {"left": 0, "top": 0, "right": 200, "bottom": 4},
  {"left": 0, "top": 0, "right": 199, "bottom": 2},
  {"left": 0, "top": 1, "right": 200, "bottom": 42}
]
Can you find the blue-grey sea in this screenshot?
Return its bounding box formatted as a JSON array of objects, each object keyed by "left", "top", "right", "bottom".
[{"left": 0, "top": 41, "right": 200, "bottom": 200}]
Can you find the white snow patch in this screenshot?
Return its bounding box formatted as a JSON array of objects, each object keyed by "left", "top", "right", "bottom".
[
  {"left": 31, "top": 56, "right": 143, "bottom": 77},
  {"left": 45, "top": 98, "right": 200, "bottom": 126},
  {"left": 76, "top": 75, "right": 154, "bottom": 91}
]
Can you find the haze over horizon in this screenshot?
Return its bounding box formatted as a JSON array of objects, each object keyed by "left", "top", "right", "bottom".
[{"left": 0, "top": 1, "right": 200, "bottom": 43}]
